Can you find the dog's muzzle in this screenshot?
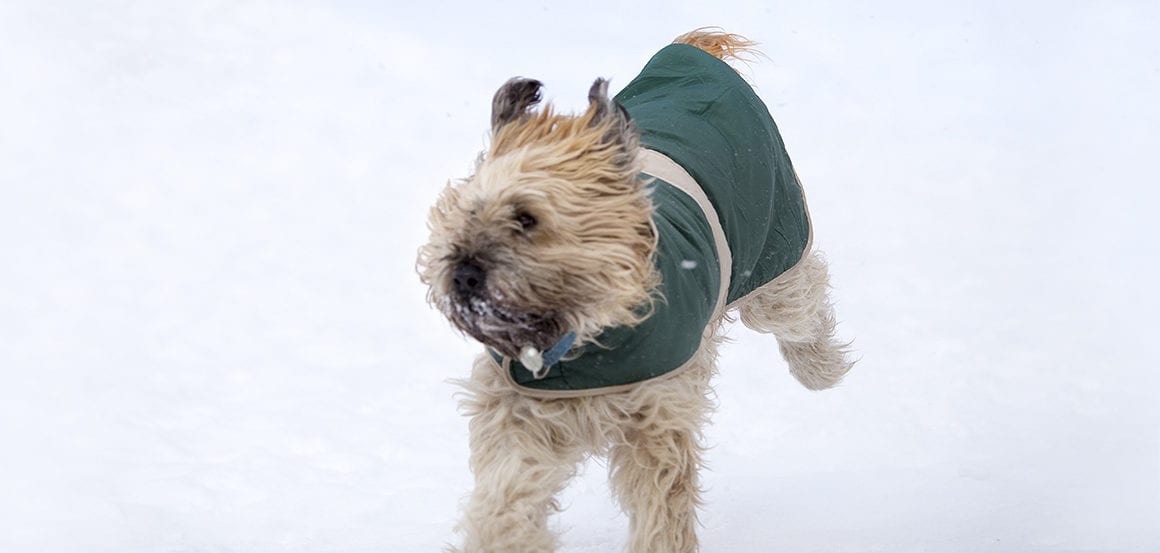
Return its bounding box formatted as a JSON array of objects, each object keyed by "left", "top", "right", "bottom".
[{"left": 444, "top": 270, "right": 564, "bottom": 360}]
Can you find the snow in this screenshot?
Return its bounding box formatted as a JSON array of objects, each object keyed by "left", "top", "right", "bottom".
[{"left": 1, "top": 1, "right": 1158, "bottom": 552}]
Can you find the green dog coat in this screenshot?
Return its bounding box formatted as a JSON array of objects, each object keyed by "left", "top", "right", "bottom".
[{"left": 491, "top": 43, "right": 812, "bottom": 397}]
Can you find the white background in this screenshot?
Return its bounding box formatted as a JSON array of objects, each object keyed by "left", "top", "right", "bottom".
[{"left": 1, "top": 1, "right": 1157, "bottom": 552}]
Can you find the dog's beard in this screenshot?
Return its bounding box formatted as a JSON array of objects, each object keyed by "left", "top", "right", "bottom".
[{"left": 447, "top": 292, "right": 562, "bottom": 358}]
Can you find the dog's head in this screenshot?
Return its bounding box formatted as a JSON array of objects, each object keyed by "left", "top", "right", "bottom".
[{"left": 417, "top": 78, "right": 659, "bottom": 358}]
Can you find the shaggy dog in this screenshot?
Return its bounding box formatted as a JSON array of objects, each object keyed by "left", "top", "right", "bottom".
[{"left": 418, "top": 29, "right": 853, "bottom": 553}]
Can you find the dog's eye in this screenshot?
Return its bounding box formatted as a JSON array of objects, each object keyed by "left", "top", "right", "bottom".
[{"left": 515, "top": 212, "right": 537, "bottom": 231}]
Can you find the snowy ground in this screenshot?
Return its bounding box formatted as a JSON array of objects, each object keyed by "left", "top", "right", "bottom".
[{"left": 1, "top": 1, "right": 1158, "bottom": 552}]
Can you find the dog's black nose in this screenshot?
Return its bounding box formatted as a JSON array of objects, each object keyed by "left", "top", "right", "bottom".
[{"left": 452, "top": 262, "right": 487, "bottom": 297}]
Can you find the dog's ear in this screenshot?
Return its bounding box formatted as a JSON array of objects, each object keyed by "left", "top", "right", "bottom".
[
  {"left": 587, "top": 78, "right": 633, "bottom": 145},
  {"left": 491, "top": 77, "right": 543, "bottom": 132}
]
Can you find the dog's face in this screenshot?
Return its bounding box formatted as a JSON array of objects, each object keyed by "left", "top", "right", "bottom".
[{"left": 418, "top": 78, "right": 660, "bottom": 358}]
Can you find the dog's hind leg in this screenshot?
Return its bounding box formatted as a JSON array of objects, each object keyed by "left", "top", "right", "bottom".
[
  {"left": 453, "top": 355, "right": 586, "bottom": 553},
  {"left": 736, "top": 251, "right": 854, "bottom": 390}
]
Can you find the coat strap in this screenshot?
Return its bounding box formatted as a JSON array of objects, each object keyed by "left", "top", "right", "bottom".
[{"left": 639, "top": 148, "right": 732, "bottom": 320}]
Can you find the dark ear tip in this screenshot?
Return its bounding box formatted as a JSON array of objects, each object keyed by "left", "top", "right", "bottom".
[
  {"left": 498, "top": 77, "right": 544, "bottom": 102},
  {"left": 492, "top": 77, "right": 545, "bottom": 129},
  {"left": 511, "top": 76, "right": 543, "bottom": 89},
  {"left": 588, "top": 78, "right": 610, "bottom": 103}
]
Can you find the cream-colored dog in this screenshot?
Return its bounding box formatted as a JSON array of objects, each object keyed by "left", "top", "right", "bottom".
[{"left": 418, "top": 29, "right": 853, "bottom": 553}]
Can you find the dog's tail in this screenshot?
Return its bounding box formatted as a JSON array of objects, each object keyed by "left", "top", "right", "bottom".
[{"left": 673, "top": 28, "right": 760, "bottom": 64}]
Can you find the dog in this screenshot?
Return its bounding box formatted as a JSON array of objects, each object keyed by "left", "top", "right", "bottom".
[{"left": 417, "top": 29, "right": 853, "bottom": 553}]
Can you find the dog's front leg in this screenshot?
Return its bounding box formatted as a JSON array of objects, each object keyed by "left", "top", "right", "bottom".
[
  {"left": 607, "top": 368, "right": 711, "bottom": 553},
  {"left": 609, "top": 426, "right": 704, "bottom": 553},
  {"left": 456, "top": 404, "right": 582, "bottom": 553},
  {"left": 453, "top": 358, "right": 584, "bottom": 553}
]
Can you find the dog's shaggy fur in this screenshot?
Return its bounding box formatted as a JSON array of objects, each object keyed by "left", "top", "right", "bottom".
[{"left": 418, "top": 29, "right": 853, "bottom": 553}]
